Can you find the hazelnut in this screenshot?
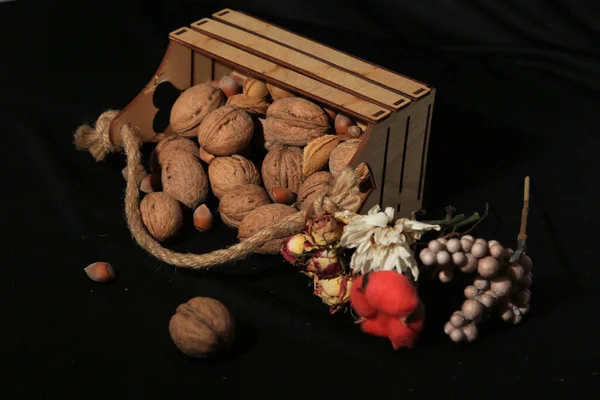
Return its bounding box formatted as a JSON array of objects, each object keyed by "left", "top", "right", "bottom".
[
  {"left": 84, "top": 262, "right": 116, "bottom": 283},
  {"left": 161, "top": 151, "right": 209, "bottom": 209},
  {"left": 170, "top": 83, "right": 225, "bottom": 136},
  {"left": 334, "top": 114, "right": 354, "bottom": 136},
  {"left": 302, "top": 135, "right": 341, "bottom": 176},
  {"left": 261, "top": 146, "right": 304, "bottom": 202},
  {"left": 197, "top": 105, "right": 254, "bottom": 156},
  {"left": 193, "top": 204, "right": 213, "bottom": 232},
  {"left": 155, "top": 136, "right": 199, "bottom": 165},
  {"left": 266, "top": 83, "right": 295, "bottom": 100},
  {"left": 140, "top": 192, "right": 183, "bottom": 241},
  {"left": 169, "top": 297, "right": 235, "bottom": 358},
  {"left": 296, "top": 171, "right": 334, "bottom": 212},
  {"left": 243, "top": 78, "right": 269, "bottom": 98},
  {"left": 323, "top": 107, "right": 337, "bottom": 122},
  {"left": 198, "top": 147, "right": 215, "bottom": 164},
  {"left": 329, "top": 139, "right": 361, "bottom": 177},
  {"left": 218, "top": 184, "right": 271, "bottom": 228},
  {"left": 271, "top": 187, "right": 297, "bottom": 205},
  {"left": 262, "top": 97, "right": 330, "bottom": 147},
  {"left": 218, "top": 75, "right": 241, "bottom": 97},
  {"left": 140, "top": 173, "right": 162, "bottom": 193},
  {"left": 238, "top": 203, "right": 298, "bottom": 254},
  {"left": 347, "top": 125, "right": 362, "bottom": 138},
  {"left": 226, "top": 93, "right": 270, "bottom": 116},
  {"left": 208, "top": 154, "right": 261, "bottom": 199}
]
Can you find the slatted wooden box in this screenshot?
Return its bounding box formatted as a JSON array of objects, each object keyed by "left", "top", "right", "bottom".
[{"left": 108, "top": 8, "right": 435, "bottom": 216}]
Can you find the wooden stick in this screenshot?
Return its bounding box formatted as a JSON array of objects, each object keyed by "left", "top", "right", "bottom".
[{"left": 510, "top": 176, "right": 530, "bottom": 263}]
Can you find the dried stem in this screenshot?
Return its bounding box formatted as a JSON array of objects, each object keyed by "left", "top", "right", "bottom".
[
  {"left": 458, "top": 202, "right": 490, "bottom": 237},
  {"left": 510, "top": 177, "right": 530, "bottom": 263}
]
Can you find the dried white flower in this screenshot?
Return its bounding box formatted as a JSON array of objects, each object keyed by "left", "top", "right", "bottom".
[{"left": 335, "top": 205, "right": 440, "bottom": 279}]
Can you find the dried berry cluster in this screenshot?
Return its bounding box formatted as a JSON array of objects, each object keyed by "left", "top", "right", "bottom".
[
  {"left": 419, "top": 236, "right": 532, "bottom": 343},
  {"left": 131, "top": 71, "right": 371, "bottom": 247},
  {"left": 281, "top": 212, "right": 355, "bottom": 313}
]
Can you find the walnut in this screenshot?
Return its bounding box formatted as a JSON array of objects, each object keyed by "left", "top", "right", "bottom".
[
  {"left": 296, "top": 171, "right": 334, "bottom": 212},
  {"left": 266, "top": 83, "right": 295, "bottom": 101},
  {"left": 208, "top": 154, "right": 261, "bottom": 199},
  {"left": 197, "top": 105, "right": 254, "bottom": 156},
  {"left": 226, "top": 94, "right": 270, "bottom": 116},
  {"left": 261, "top": 146, "right": 303, "bottom": 202},
  {"left": 302, "top": 134, "right": 341, "bottom": 176},
  {"left": 161, "top": 150, "right": 209, "bottom": 209},
  {"left": 218, "top": 184, "right": 271, "bottom": 228},
  {"left": 168, "top": 297, "right": 235, "bottom": 358},
  {"left": 329, "top": 138, "right": 361, "bottom": 177},
  {"left": 154, "top": 136, "right": 199, "bottom": 165},
  {"left": 238, "top": 203, "right": 298, "bottom": 254},
  {"left": 169, "top": 83, "right": 224, "bottom": 137},
  {"left": 140, "top": 192, "right": 183, "bottom": 242},
  {"left": 262, "top": 98, "right": 330, "bottom": 147}
]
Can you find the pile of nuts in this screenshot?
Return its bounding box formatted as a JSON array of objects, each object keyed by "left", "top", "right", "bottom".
[{"left": 131, "top": 71, "right": 371, "bottom": 252}]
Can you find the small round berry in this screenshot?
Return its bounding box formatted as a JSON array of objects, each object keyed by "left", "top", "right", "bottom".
[
  {"left": 459, "top": 253, "right": 478, "bottom": 273},
  {"left": 462, "top": 235, "right": 475, "bottom": 242},
  {"left": 462, "top": 324, "right": 478, "bottom": 342},
  {"left": 460, "top": 238, "right": 474, "bottom": 253},
  {"left": 477, "top": 256, "right": 500, "bottom": 278},
  {"left": 514, "top": 289, "right": 531, "bottom": 306},
  {"left": 503, "top": 248, "right": 515, "bottom": 262},
  {"left": 419, "top": 249, "right": 437, "bottom": 266},
  {"left": 450, "top": 312, "right": 467, "bottom": 328},
  {"left": 489, "top": 244, "right": 504, "bottom": 259},
  {"left": 437, "top": 238, "right": 448, "bottom": 245},
  {"left": 487, "top": 240, "right": 500, "bottom": 248},
  {"left": 507, "top": 264, "right": 525, "bottom": 282},
  {"left": 439, "top": 268, "right": 454, "bottom": 283},
  {"left": 462, "top": 299, "right": 485, "bottom": 321},
  {"left": 436, "top": 250, "right": 451, "bottom": 266},
  {"left": 444, "top": 321, "right": 455, "bottom": 335},
  {"left": 475, "top": 238, "right": 487, "bottom": 246},
  {"left": 450, "top": 328, "right": 465, "bottom": 343},
  {"left": 490, "top": 276, "right": 513, "bottom": 297},
  {"left": 513, "top": 314, "right": 523, "bottom": 324},
  {"left": 471, "top": 243, "right": 487, "bottom": 258},
  {"left": 473, "top": 276, "right": 490, "bottom": 290},
  {"left": 519, "top": 305, "right": 530, "bottom": 315},
  {"left": 428, "top": 240, "right": 445, "bottom": 253},
  {"left": 452, "top": 252, "right": 467, "bottom": 267},
  {"left": 500, "top": 307, "right": 514, "bottom": 322},
  {"left": 464, "top": 285, "right": 478, "bottom": 299},
  {"left": 478, "top": 293, "right": 496, "bottom": 308},
  {"left": 522, "top": 272, "right": 533, "bottom": 289},
  {"left": 446, "top": 238, "right": 462, "bottom": 253},
  {"left": 520, "top": 254, "right": 533, "bottom": 271}
]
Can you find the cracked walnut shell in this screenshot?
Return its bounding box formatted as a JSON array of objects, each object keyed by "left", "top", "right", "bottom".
[
  {"left": 261, "top": 97, "right": 330, "bottom": 147},
  {"left": 329, "top": 138, "right": 361, "bottom": 177},
  {"left": 208, "top": 154, "right": 261, "bottom": 199},
  {"left": 261, "top": 146, "right": 303, "bottom": 202},
  {"left": 197, "top": 105, "right": 254, "bottom": 156},
  {"left": 169, "top": 83, "right": 224, "bottom": 137}
]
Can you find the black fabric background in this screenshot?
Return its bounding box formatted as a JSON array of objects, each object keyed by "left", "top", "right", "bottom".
[{"left": 1, "top": 0, "right": 599, "bottom": 397}]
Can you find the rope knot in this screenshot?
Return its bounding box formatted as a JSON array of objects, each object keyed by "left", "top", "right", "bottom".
[
  {"left": 313, "top": 168, "right": 363, "bottom": 215},
  {"left": 74, "top": 109, "right": 122, "bottom": 162}
]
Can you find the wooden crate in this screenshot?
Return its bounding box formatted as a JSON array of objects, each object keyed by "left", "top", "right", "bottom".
[{"left": 108, "top": 8, "right": 435, "bottom": 216}]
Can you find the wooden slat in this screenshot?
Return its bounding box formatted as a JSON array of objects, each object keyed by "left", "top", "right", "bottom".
[
  {"left": 212, "top": 8, "right": 431, "bottom": 99},
  {"left": 168, "top": 28, "right": 392, "bottom": 123},
  {"left": 190, "top": 18, "right": 409, "bottom": 111}
]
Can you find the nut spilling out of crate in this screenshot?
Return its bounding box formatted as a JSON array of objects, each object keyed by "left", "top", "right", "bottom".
[{"left": 105, "top": 8, "right": 435, "bottom": 228}]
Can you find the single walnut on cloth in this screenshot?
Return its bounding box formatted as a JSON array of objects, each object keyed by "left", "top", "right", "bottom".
[
  {"left": 261, "top": 146, "right": 304, "bottom": 202},
  {"left": 197, "top": 105, "right": 254, "bottom": 156},
  {"left": 261, "top": 97, "right": 330, "bottom": 147},
  {"left": 208, "top": 154, "right": 261, "bottom": 199}
]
